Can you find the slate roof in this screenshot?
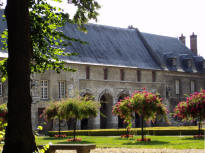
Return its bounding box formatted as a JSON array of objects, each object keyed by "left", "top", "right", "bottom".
[
  {"left": 141, "top": 32, "right": 205, "bottom": 72},
  {"left": 62, "top": 23, "right": 161, "bottom": 70},
  {"left": 0, "top": 9, "right": 204, "bottom": 73}
]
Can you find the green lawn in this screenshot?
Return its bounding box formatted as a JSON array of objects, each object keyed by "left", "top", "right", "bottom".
[{"left": 36, "top": 135, "right": 205, "bottom": 149}]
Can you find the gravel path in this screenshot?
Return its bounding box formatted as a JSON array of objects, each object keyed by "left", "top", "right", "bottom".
[{"left": 56, "top": 148, "right": 205, "bottom": 153}]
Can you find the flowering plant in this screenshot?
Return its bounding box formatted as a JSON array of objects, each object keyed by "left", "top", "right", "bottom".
[
  {"left": 54, "top": 134, "right": 67, "bottom": 138},
  {"left": 112, "top": 96, "right": 133, "bottom": 127},
  {"left": 193, "top": 134, "right": 204, "bottom": 139},
  {"left": 112, "top": 88, "right": 168, "bottom": 141},
  {"left": 67, "top": 137, "right": 82, "bottom": 142},
  {"left": 174, "top": 90, "right": 205, "bottom": 135},
  {"left": 137, "top": 138, "right": 151, "bottom": 142},
  {"left": 130, "top": 90, "right": 168, "bottom": 122},
  {"left": 120, "top": 134, "right": 133, "bottom": 139}
]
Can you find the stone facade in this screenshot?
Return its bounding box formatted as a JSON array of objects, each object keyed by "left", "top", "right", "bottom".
[
  {"left": 0, "top": 60, "right": 205, "bottom": 130},
  {"left": 0, "top": 20, "right": 205, "bottom": 130},
  {"left": 22, "top": 62, "right": 204, "bottom": 130}
]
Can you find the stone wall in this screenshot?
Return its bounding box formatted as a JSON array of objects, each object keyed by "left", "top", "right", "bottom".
[{"left": 1, "top": 63, "right": 205, "bottom": 130}]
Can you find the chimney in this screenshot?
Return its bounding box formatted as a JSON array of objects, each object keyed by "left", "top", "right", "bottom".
[
  {"left": 179, "top": 34, "right": 186, "bottom": 45},
  {"left": 190, "top": 32, "right": 197, "bottom": 55}
]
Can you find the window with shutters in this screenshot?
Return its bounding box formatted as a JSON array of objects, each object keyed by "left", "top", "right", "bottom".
[
  {"left": 86, "top": 66, "right": 90, "bottom": 80},
  {"left": 41, "top": 80, "right": 48, "bottom": 99},
  {"left": 175, "top": 80, "right": 180, "bottom": 95},
  {"left": 58, "top": 81, "right": 66, "bottom": 98},
  {"left": 152, "top": 71, "right": 156, "bottom": 82},
  {"left": 137, "top": 70, "right": 141, "bottom": 82},
  {"left": 190, "top": 80, "right": 195, "bottom": 94},
  {"left": 120, "top": 69, "right": 124, "bottom": 81},
  {"left": 104, "top": 68, "right": 108, "bottom": 80},
  {"left": 30, "top": 80, "right": 39, "bottom": 97}
]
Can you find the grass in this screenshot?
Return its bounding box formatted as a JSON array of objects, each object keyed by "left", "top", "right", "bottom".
[{"left": 36, "top": 135, "right": 205, "bottom": 149}]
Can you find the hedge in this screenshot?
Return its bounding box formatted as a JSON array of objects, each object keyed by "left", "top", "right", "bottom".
[{"left": 48, "top": 126, "right": 205, "bottom": 137}]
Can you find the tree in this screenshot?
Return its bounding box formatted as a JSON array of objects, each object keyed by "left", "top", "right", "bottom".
[
  {"left": 1, "top": 0, "right": 100, "bottom": 152},
  {"left": 42, "top": 101, "right": 63, "bottom": 136},
  {"left": 174, "top": 89, "right": 205, "bottom": 136},
  {"left": 112, "top": 89, "right": 169, "bottom": 141},
  {"left": 59, "top": 96, "right": 100, "bottom": 140},
  {"left": 0, "top": 104, "right": 7, "bottom": 143},
  {"left": 0, "top": 103, "right": 7, "bottom": 122}
]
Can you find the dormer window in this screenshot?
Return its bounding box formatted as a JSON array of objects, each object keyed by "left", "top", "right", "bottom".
[
  {"left": 183, "top": 59, "right": 192, "bottom": 69},
  {"left": 187, "top": 59, "right": 192, "bottom": 68},
  {"left": 170, "top": 58, "right": 176, "bottom": 66},
  {"left": 167, "top": 58, "right": 176, "bottom": 67},
  {"left": 203, "top": 61, "right": 205, "bottom": 69},
  {"left": 196, "top": 61, "right": 205, "bottom": 70}
]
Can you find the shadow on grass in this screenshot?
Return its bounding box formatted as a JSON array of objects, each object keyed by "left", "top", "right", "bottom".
[
  {"left": 182, "top": 137, "right": 204, "bottom": 141},
  {"left": 123, "top": 140, "right": 169, "bottom": 146},
  {"left": 114, "top": 137, "right": 135, "bottom": 140},
  {"left": 56, "top": 141, "right": 94, "bottom": 144},
  {"left": 41, "top": 137, "right": 68, "bottom": 140}
]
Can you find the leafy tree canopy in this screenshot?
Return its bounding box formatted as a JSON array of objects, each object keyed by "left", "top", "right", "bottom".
[
  {"left": 174, "top": 90, "right": 205, "bottom": 121},
  {"left": 0, "top": 0, "right": 100, "bottom": 79},
  {"left": 112, "top": 89, "right": 169, "bottom": 127}
]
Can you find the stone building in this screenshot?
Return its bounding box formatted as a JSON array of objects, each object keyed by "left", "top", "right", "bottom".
[{"left": 1, "top": 12, "right": 205, "bottom": 130}]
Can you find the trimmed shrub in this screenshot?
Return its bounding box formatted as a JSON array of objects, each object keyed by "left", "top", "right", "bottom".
[{"left": 48, "top": 126, "right": 204, "bottom": 137}]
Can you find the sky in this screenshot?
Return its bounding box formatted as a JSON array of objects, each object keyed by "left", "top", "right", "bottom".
[{"left": 1, "top": 0, "right": 205, "bottom": 57}]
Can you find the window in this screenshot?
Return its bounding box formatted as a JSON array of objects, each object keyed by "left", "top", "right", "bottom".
[
  {"left": 184, "top": 59, "right": 192, "bottom": 68},
  {"left": 137, "top": 70, "right": 141, "bottom": 82},
  {"left": 30, "top": 80, "right": 39, "bottom": 97},
  {"left": 58, "top": 81, "right": 66, "bottom": 98},
  {"left": 104, "top": 68, "right": 108, "bottom": 80},
  {"left": 190, "top": 80, "right": 195, "bottom": 93},
  {"left": 187, "top": 59, "right": 192, "bottom": 68},
  {"left": 120, "top": 69, "right": 124, "bottom": 81},
  {"left": 86, "top": 66, "right": 90, "bottom": 80},
  {"left": 38, "top": 108, "right": 45, "bottom": 124},
  {"left": 168, "top": 58, "right": 176, "bottom": 67},
  {"left": 152, "top": 71, "right": 156, "bottom": 82},
  {"left": 41, "top": 80, "right": 48, "bottom": 99},
  {"left": 175, "top": 80, "right": 180, "bottom": 95},
  {"left": 0, "top": 82, "right": 2, "bottom": 96}
]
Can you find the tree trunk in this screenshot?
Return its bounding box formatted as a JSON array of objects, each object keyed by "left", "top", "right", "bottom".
[
  {"left": 58, "top": 118, "right": 61, "bottom": 136},
  {"left": 126, "top": 127, "right": 129, "bottom": 139},
  {"left": 141, "top": 115, "right": 144, "bottom": 141},
  {"left": 198, "top": 116, "right": 201, "bottom": 135},
  {"left": 73, "top": 118, "right": 77, "bottom": 140},
  {"left": 3, "top": 0, "right": 36, "bottom": 152}
]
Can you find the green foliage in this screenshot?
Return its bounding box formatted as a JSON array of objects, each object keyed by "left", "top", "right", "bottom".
[
  {"left": 42, "top": 101, "right": 61, "bottom": 121},
  {"left": 0, "top": 104, "right": 8, "bottom": 143},
  {"left": 112, "top": 89, "right": 169, "bottom": 127},
  {"left": 0, "top": 0, "right": 100, "bottom": 78},
  {"left": 0, "top": 103, "right": 7, "bottom": 122},
  {"left": 0, "top": 121, "right": 7, "bottom": 143},
  {"left": 59, "top": 96, "right": 100, "bottom": 120},
  {"left": 48, "top": 126, "right": 205, "bottom": 136},
  {"left": 174, "top": 89, "right": 205, "bottom": 121}
]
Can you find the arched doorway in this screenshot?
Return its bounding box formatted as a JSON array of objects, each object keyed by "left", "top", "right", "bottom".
[
  {"left": 117, "top": 94, "right": 129, "bottom": 128},
  {"left": 100, "top": 93, "right": 113, "bottom": 129},
  {"left": 81, "top": 93, "right": 93, "bottom": 130}
]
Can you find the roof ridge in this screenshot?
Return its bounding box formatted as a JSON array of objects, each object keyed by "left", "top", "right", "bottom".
[
  {"left": 136, "top": 29, "right": 163, "bottom": 69},
  {"left": 142, "top": 32, "right": 178, "bottom": 40},
  {"left": 87, "top": 22, "right": 135, "bottom": 31}
]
